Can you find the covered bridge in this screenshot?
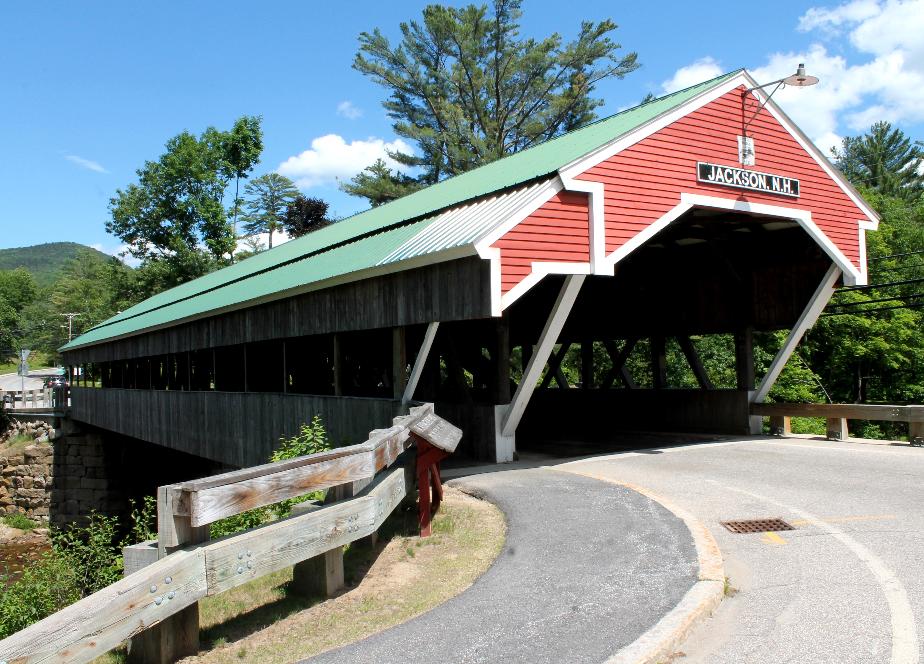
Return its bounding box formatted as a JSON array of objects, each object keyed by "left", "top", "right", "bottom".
[{"left": 61, "top": 69, "right": 878, "bottom": 469}]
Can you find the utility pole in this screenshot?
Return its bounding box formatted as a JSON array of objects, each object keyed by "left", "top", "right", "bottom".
[{"left": 61, "top": 313, "right": 80, "bottom": 342}]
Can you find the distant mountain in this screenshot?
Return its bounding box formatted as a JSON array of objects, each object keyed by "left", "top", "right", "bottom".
[{"left": 0, "top": 242, "right": 112, "bottom": 287}]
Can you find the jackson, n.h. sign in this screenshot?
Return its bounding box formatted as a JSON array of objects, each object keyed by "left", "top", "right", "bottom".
[{"left": 697, "top": 162, "right": 800, "bottom": 198}]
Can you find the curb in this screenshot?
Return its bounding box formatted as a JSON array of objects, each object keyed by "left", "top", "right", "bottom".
[{"left": 549, "top": 467, "right": 726, "bottom": 664}]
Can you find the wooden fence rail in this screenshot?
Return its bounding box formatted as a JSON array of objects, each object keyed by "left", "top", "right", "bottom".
[
  {"left": 750, "top": 402, "right": 924, "bottom": 443},
  {"left": 0, "top": 403, "right": 453, "bottom": 664},
  {"left": 0, "top": 388, "right": 55, "bottom": 409}
]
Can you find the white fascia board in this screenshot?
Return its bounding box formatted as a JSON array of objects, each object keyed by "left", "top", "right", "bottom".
[
  {"left": 558, "top": 74, "right": 750, "bottom": 182},
  {"left": 559, "top": 177, "right": 606, "bottom": 274},
  {"left": 499, "top": 261, "right": 591, "bottom": 311},
  {"left": 740, "top": 71, "right": 880, "bottom": 229}
]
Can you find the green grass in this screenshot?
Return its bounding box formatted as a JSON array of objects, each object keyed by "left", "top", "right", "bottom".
[
  {"left": 2, "top": 513, "right": 38, "bottom": 531},
  {"left": 0, "top": 434, "right": 35, "bottom": 456}
]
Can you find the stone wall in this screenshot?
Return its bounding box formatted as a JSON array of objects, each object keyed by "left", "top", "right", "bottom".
[
  {"left": 0, "top": 415, "right": 231, "bottom": 527},
  {"left": 0, "top": 441, "right": 53, "bottom": 522},
  {"left": 51, "top": 430, "right": 129, "bottom": 527}
]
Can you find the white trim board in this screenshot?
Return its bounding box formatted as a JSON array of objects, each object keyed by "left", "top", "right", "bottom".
[{"left": 601, "top": 193, "right": 862, "bottom": 286}]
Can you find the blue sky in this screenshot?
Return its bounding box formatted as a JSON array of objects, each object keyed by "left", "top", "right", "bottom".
[{"left": 2, "top": 0, "right": 922, "bottom": 255}]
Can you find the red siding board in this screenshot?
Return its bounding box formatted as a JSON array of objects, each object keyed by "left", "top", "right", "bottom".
[
  {"left": 579, "top": 86, "right": 866, "bottom": 263},
  {"left": 493, "top": 190, "right": 591, "bottom": 293},
  {"left": 492, "top": 85, "right": 869, "bottom": 298}
]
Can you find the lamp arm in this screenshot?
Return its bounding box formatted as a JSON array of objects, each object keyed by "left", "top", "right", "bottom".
[{"left": 741, "top": 80, "right": 784, "bottom": 137}]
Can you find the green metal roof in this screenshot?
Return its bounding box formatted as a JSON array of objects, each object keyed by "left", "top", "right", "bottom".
[{"left": 63, "top": 70, "right": 741, "bottom": 351}]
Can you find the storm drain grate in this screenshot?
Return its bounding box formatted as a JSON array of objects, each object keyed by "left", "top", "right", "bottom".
[{"left": 721, "top": 518, "right": 795, "bottom": 534}]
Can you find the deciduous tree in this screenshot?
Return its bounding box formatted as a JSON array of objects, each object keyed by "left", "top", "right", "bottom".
[
  {"left": 283, "top": 195, "right": 334, "bottom": 237},
  {"left": 107, "top": 116, "right": 263, "bottom": 278}
]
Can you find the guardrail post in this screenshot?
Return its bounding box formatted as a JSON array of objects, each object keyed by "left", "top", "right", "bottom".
[
  {"left": 128, "top": 487, "right": 209, "bottom": 663},
  {"left": 290, "top": 483, "right": 348, "bottom": 598},
  {"left": 826, "top": 417, "right": 848, "bottom": 441},
  {"left": 769, "top": 415, "right": 791, "bottom": 436},
  {"left": 910, "top": 420, "right": 923, "bottom": 447}
]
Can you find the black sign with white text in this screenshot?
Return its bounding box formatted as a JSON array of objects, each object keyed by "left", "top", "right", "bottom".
[{"left": 697, "top": 162, "right": 800, "bottom": 198}]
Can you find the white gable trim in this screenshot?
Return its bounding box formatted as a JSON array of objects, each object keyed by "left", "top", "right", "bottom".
[
  {"left": 559, "top": 177, "right": 606, "bottom": 274},
  {"left": 473, "top": 178, "right": 563, "bottom": 257},
  {"left": 558, "top": 74, "right": 750, "bottom": 181},
  {"left": 600, "top": 193, "right": 861, "bottom": 285},
  {"left": 743, "top": 71, "right": 879, "bottom": 228},
  {"left": 500, "top": 261, "right": 591, "bottom": 311}
]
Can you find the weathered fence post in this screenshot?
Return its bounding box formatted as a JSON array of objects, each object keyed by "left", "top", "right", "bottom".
[
  {"left": 127, "top": 486, "right": 209, "bottom": 663},
  {"left": 826, "top": 417, "right": 849, "bottom": 441},
  {"left": 291, "top": 483, "right": 349, "bottom": 598},
  {"left": 769, "top": 415, "right": 791, "bottom": 436},
  {"left": 910, "top": 420, "right": 924, "bottom": 446}
]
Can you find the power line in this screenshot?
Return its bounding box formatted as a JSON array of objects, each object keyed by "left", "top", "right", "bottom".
[
  {"left": 868, "top": 250, "right": 924, "bottom": 262},
  {"left": 840, "top": 276, "right": 924, "bottom": 291},
  {"left": 823, "top": 302, "right": 924, "bottom": 317},
  {"left": 871, "top": 262, "right": 924, "bottom": 275},
  {"left": 829, "top": 293, "right": 924, "bottom": 308}
]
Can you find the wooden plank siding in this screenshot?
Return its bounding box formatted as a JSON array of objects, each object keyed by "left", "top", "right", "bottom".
[
  {"left": 492, "top": 190, "right": 591, "bottom": 293},
  {"left": 577, "top": 86, "right": 867, "bottom": 266},
  {"left": 69, "top": 387, "right": 405, "bottom": 468},
  {"left": 63, "top": 256, "right": 492, "bottom": 364}
]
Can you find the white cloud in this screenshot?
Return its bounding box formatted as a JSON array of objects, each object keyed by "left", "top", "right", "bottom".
[
  {"left": 748, "top": 1, "right": 924, "bottom": 149},
  {"left": 90, "top": 242, "right": 141, "bottom": 267},
  {"left": 277, "top": 134, "right": 413, "bottom": 189},
  {"left": 234, "top": 230, "right": 292, "bottom": 254},
  {"left": 65, "top": 154, "right": 108, "bottom": 173},
  {"left": 336, "top": 101, "right": 363, "bottom": 120},
  {"left": 661, "top": 57, "right": 724, "bottom": 93},
  {"left": 799, "top": 0, "right": 881, "bottom": 32}
]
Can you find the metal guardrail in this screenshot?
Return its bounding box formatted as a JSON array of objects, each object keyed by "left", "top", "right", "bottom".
[
  {"left": 750, "top": 402, "right": 924, "bottom": 444},
  {"left": 0, "top": 403, "right": 460, "bottom": 664}
]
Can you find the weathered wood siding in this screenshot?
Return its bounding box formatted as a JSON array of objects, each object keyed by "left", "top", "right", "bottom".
[
  {"left": 492, "top": 190, "right": 591, "bottom": 293},
  {"left": 578, "top": 86, "right": 866, "bottom": 265},
  {"left": 64, "top": 256, "right": 492, "bottom": 364},
  {"left": 69, "top": 388, "right": 405, "bottom": 468}
]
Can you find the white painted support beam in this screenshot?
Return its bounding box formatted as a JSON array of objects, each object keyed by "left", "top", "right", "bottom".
[
  {"left": 502, "top": 275, "right": 585, "bottom": 438},
  {"left": 402, "top": 322, "right": 439, "bottom": 405},
  {"left": 752, "top": 264, "right": 840, "bottom": 403}
]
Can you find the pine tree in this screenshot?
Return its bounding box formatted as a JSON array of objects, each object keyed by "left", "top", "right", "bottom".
[
  {"left": 240, "top": 173, "right": 299, "bottom": 249},
  {"left": 833, "top": 121, "right": 923, "bottom": 201},
  {"left": 346, "top": 0, "right": 639, "bottom": 205}
]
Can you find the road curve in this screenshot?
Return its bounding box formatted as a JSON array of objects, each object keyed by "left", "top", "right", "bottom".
[
  {"left": 561, "top": 437, "right": 924, "bottom": 664},
  {"left": 304, "top": 467, "right": 699, "bottom": 664}
]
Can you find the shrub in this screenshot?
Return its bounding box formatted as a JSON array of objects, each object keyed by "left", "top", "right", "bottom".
[
  {"left": 51, "top": 513, "right": 123, "bottom": 594},
  {"left": 0, "top": 554, "right": 81, "bottom": 638},
  {"left": 129, "top": 495, "right": 157, "bottom": 543},
  {"left": 209, "top": 508, "right": 268, "bottom": 539},
  {"left": 271, "top": 415, "right": 329, "bottom": 461},
  {"left": 270, "top": 415, "right": 331, "bottom": 518},
  {"left": 211, "top": 415, "right": 332, "bottom": 535}
]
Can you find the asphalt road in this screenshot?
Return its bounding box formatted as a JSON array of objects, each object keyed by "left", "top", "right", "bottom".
[
  {"left": 562, "top": 436, "right": 924, "bottom": 664},
  {"left": 0, "top": 370, "right": 51, "bottom": 392},
  {"left": 306, "top": 467, "right": 699, "bottom": 664}
]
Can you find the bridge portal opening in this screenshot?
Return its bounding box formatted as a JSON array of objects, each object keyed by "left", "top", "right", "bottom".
[{"left": 500, "top": 207, "right": 833, "bottom": 456}]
